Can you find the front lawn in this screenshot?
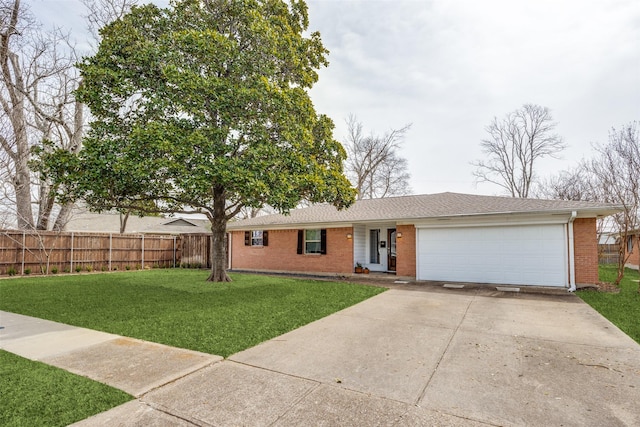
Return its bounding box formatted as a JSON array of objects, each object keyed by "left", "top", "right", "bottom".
[
  {"left": 0, "top": 350, "right": 131, "bottom": 427},
  {"left": 577, "top": 265, "right": 640, "bottom": 344},
  {"left": 0, "top": 270, "right": 385, "bottom": 357}
]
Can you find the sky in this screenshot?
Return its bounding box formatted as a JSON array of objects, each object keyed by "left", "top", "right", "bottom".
[{"left": 30, "top": 0, "right": 640, "bottom": 197}]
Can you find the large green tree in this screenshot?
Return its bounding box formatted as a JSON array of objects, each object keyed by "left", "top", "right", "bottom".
[{"left": 44, "top": 0, "right": 355, "bottom": 281}]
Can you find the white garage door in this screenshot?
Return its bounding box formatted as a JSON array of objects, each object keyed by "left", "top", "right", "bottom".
[{"left": 417, "top": 224, "right": 567, "bottom": 287}]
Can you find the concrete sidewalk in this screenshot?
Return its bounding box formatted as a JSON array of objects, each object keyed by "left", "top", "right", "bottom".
[
  {"left": 2, "top": 287, "right": 640, "bottom": 426},
  {"left": 0, "top": 311, "right": 222, "bottom": 397}
]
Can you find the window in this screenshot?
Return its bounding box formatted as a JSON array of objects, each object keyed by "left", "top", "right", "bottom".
[
  {"left": 628, "top": 236, "right": 635, "bottom": 253},
  {"left": 305, "top": 229, "right": 322, "bottom": 254},
  {"left": 252, "top": 231, "right": 263, "bottom": 246},
  {"left": 369, "top": 229, "right": 380, "bottom": 263},
  {"left": 244, "top": 231, "right": 268, "bottom": 246},
  {"left": 297, "top": 229, "right": 327, "bottom": 254}
]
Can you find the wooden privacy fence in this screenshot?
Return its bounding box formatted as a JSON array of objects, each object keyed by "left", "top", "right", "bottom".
[
  {"left": 180, "top": 233, "right": 212, "bottom": 268},
  {"left": 598, "top": 244, "right": 620, "bottom": 265},
  {"left": 0, "top": 230, "right": 185, "bottom": 275}
]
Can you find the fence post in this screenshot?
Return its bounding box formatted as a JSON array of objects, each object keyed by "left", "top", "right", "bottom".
[
  {"left": 21, "top": 232, "right": 25, "bottom": 275},
  {"left": 141, "top": 234, "right": 145, "bottom": 269},
  {"left": 70, "top": 232, "right": 74, "bottom": 273},
  {"left": 173, "top": 236, "right": 177, "bottom": 268},
  {"left": 109, "top": 233, "right": 112, "bottom": 271}
]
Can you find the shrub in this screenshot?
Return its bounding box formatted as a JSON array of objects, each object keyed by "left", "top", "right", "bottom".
[
  {"left": 7, "top": 267, "right": 17, "bottom": 276},
  {"left": 125, "top": 265, "right": 131, "bottom": 271},
  {"left": 24, "top": 268, "right": 31, "bottom": 275},
  {"left": 51, "top": 267, "right": 58, "bottom": 274},
  {"left": 63, "top": 267, "right": 70, "bottom": 273},
  {"left": 75, "top": 265, "right": 82, "bottom": 273},
  {"left": 101, "top": 265, "right": 107, "bottom": 272},
  {"left": 86, "top": 265, "right": 93, "bottom": 272}
]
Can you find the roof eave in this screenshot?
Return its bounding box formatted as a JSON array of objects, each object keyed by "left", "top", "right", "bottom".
[{"left": 227, "top": 205, "right": 623, "bottom": 230}]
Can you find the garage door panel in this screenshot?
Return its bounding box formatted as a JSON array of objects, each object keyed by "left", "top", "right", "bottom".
[{"left": 417, "top": 225, "right": 566, "bottom": 287}]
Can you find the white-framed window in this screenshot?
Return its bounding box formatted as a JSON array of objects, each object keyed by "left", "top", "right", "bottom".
[
  {"left": 252, "top": 230, "right": 264, "bottom": 246},
  {"left": 628, "top": 235, "right": 634, "bottom": 253},
  {"left": 305, "top": 229, "right": 322, "bottom": 254},
  {"left": 244, "top": 230, "right": 268, "bottom": 247},
  {"left": 297, "top": 229, "right": 326, "bottom": 255}
]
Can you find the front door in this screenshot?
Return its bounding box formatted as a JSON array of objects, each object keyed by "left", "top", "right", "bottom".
[{"left": 387, "top": 229, "right": 397, "bottom": 272}]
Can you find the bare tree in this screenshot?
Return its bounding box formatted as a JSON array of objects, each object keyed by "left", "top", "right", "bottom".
[
  {"left": 534, "top": 167, "right": 596, "bottom": 202},
  {"left": 472, "top": 104, "right": 567, "bottom": 198},
  {"left": 344, "top": 114, "right": 412, "bottom": 200},
  {"left": 1, "top": 0, "right": 33, "bottom": 229},
  {"left": 588, "top": 122, "right": 639, "bottom": 286},
  {"left": 534, "top": 166, "right": 612, "bottom": 254},
  {"left": 1, "top": 0, "right": 137, "bottom": 231}
]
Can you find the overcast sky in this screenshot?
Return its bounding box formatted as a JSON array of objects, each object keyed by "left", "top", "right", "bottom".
[{"left": 31, "top": 0, "right": 640, "bottom": 196}]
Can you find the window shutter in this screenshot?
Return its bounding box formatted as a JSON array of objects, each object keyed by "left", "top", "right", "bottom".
[
  {"left": 320, "top": 229, "right": 327, "bottom": 254},
  {"left": 244, "top": 231, "right": 250, "bottom": 246},
  {"left": 297, "top": 230, "right": 304, "bottom": 254},
  {"left": 263, "top": 231, "right": 269, "bottom": 247}
]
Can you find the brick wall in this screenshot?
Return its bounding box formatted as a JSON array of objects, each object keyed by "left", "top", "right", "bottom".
[
  {"left": 624, "top": 234, "right": 640, "bottom": 266},
  {"left": 396, "top": 224, "right": 416, "bottom": 278},
  {"left": 573, "top": 218, "right": 598, "bottom": 284},
  {"left": 230, "top": 227, "right": 353, "bottom": 274}
]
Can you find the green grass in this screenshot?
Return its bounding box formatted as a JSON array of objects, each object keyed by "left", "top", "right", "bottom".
[
  {"left": 577, "top": 265, "right": 640, "bottom": 344},
  {"left": 0, "top": 350, "right": 131, "bottom": 427},
  {"left": 0, "top": 270, "right": 385, "bottom": 357}
]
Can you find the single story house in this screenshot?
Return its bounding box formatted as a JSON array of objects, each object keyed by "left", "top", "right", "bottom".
[
  {"left": 226, "top": 192, "right": 621, "bottom": 290},
  {"left": 65, "top": 212, "right": 210, "bottom": 234}
]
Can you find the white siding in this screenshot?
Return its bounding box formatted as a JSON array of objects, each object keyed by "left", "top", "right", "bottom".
[{"left": 353, "top": 224, "right": 367, "bottom": 267}]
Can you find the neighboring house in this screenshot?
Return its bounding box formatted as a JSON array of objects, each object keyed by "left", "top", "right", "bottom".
[
  {"left": 226, "top": 192, "right": 620, "bottom": 289},
  {"left": 598, "top": 232, "right": 617, "bottom": 245},
  {"left": 65, "top": 212, "right": 210, "bottom": 235},
  {"left": 598, "top": 230, "right": 640, "bottom": 268},
  {"left": 624, "top": 230, "right": 640, "bottom": 268}
]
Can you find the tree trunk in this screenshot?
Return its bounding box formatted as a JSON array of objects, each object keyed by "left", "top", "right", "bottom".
[
  {"left": 14, "top": 148, "right": 34, "bottom": 229},
  {"left": 2, "top": 0, "right": 33, "bottom": 229},
  {"left": 119, "top": 211, "right": 130, "bottom": 234},
  {"left": 614, "top": 234, "right": 627, "bottom": 286},
  {"left": 207, "top": 185, "right": 231, "bottom": 282},
  {"left": 52, "top": 202, "right": 74, "bottom": 231},
  {"left": 36, "top": 181, "right": 55, "bottom": 230}
]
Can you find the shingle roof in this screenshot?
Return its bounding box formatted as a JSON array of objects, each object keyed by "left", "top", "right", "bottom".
[
  {"left": 227, "top": 192, "right": 621, "bottom": 229},
  {"left": 65, "top": 212, "right": 210, "bottom": 234}
]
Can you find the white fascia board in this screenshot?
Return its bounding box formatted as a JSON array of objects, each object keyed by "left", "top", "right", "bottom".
[
  {"left": 228, "top": 222, "right": 355, "bottom": 231},
  {"left": 410, "top": 213, "right": 573, "bottom": 229}
]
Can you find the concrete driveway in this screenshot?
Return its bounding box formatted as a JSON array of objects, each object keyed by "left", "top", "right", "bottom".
[
  {"left": 3, "top": 284, "right": 638, "bottom": 426},
  {"left": 64, "top": 285, "right": 640, "bottom": 426}
]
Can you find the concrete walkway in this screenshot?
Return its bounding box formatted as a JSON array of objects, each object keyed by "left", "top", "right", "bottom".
[{"left": 2, "top": 286, "right": 640, "bottom": 426}]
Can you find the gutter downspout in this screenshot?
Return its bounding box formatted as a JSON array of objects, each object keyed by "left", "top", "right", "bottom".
[{"left": 568, "top": 211, "right": 577, "bottom": 292}]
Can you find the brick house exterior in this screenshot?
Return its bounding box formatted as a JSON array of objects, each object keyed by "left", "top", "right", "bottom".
[{"left": 227, "top": 193, "right": 620, "bottom": 288}]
